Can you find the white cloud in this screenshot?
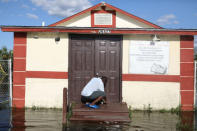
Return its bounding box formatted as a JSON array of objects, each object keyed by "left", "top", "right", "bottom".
[
  {"left": 156, "top": 14, "right": 179, "bottom": 25},
  {"left": 31, "top": 0, "right": 92, "bottom": 17},
  {"left": 26, "top": 13, "right": 39, "bottom": 19}
]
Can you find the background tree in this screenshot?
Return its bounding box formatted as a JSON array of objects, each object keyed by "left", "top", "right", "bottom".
[
  {"left": 0, "top": 47, "right": 13, "bottom": 60},
  {"left": 0, "top": 47, "right": 13, "bottom": 76}
]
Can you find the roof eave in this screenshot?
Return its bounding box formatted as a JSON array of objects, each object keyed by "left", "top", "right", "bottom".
[{"left": 1, "top": 26, "right": 197, "bottom": 35}]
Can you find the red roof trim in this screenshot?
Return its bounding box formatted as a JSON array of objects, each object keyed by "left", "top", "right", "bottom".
[
  {"left": 2, "top": 27, "right": 197, "bottom": 35},
  {"left": 49, "top": 3, "right": 102, "bottom": 26},
  {"left": 49, "top": 2, "right": 162, "bottom": 29},
  {"left": 105, "top": 3, "right": 162, "bottom": 29}
]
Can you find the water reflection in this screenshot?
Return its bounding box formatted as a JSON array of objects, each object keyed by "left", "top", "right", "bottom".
[
  {"left": 0, "top": 104, "right": 196, "bottom": 131},
  {"left": 0, "top": 103, "right": 11, "bottom": 131}
]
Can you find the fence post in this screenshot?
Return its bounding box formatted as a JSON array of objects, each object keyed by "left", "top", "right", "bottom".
[
  {"left": 62, "top": 88, "right": 67, "bottom": 124},
  {"left": 9, "top": 59, "right": 12, "bottom": 107}
]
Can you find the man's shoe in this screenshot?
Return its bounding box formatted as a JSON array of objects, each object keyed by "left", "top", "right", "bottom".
[
  {"left": 85, "top": 103, "right": 90, "bottom": 107},
  {"left": 88, "top": 104, "right": 99, "bottom": 109}
]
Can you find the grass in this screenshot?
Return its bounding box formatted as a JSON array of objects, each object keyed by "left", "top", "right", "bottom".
[
  {"left": 128, "top": 104, "right": 181, "bottom": 115},
  {"left": 66, "top": 103, "right": 75, "bottom": 121},
  {"left": 176, "top": 120, "right": 192, "bottom": 131},
  {"left": 24, "top": 105, "right": 62, "bottom": 111},
  {"left": 128, "top": 106, "right": 132, "bottom": 119}
]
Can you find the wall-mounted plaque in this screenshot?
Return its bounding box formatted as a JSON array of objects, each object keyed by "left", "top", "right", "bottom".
[
  {"left": 94, "top": 13, "right": 112, "bottom": 25},
  {"left": 129, "top": 41, "right": 170, "bottom": 75}
]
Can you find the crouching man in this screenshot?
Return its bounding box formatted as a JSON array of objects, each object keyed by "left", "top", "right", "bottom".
[{"left": 81, "top": 76, "right": 107, "bottom": 109}]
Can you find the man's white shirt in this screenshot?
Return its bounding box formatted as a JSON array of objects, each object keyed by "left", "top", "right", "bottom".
[{"left": 81, "top": 77, "right": 104, "bottom": 96}]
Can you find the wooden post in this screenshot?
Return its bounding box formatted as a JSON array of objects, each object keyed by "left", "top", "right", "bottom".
[{"left": 62, "top": 88, "right": 67, "bottom": 124}]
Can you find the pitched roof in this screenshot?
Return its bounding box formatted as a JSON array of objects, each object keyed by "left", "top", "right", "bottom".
[{"left": 49, "top": 2, "right": 162, "bottom": 29}]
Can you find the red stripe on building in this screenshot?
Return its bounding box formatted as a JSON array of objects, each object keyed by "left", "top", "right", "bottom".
[
  {"left": 180, "top": 35, "right": 194, "bottom": 111},
  {"left": 122, "top": 74, "right": 180, "bottom": 82},
  {"left": 13, "top": 32, "right": 27, "bottom": 108},
  {"left": 26, "top": 71, "right": 68, "bottom": 79}
]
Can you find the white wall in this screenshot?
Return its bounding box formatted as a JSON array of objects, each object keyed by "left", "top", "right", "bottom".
[
  {"left": 123, "top": 81, "right": 180, "bottom": 110},
  {"left": 123, "top": 34, "right": 180, "bottom": 75},
  {"left": 122, "top": 34, "right": 181, "bottom": 110},
  {"left": 25, "top": 78, "right": 68, "bottom": 108},
  {"left": 26, "top": 32, "right": 68, "bottom": 72},
  {"left": 116, "top": 12, "right": 153, "bottom": 28},
  {"left": 57, "top": 12, "right": 91, "bottom": 27}
]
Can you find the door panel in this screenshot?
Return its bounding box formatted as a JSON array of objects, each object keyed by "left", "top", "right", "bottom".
[
  {"left": 95, "top": 36, "right": 121, "bottom": 103},
  {"left": 69, "top": 35, "right": 95, "bottom": 103},
  {"left": 69, "top": 35, "right": 122, "bottom": 103}
]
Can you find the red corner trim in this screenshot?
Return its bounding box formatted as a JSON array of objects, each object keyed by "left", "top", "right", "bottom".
[
  {"left": 180, "top": 35, "right": 194, "bottom": 111},
  {"left": 122, "top": 74, "right": 180, "bottom": 82},
  {"left": 180, "top": 35, "right": 194, "bottom": 48},
  {"left": 48, "top": 2, "right": 161, "bottom": 29},
  {"left": 49, "top": 3, "right": 102, "bottom": 26},
  {"left": 91, "top": 10, "right": 116, "bottom": 28},
  {"left": 13, "top": 32, "right": 27, "bottom": 108},
  {"left": 26, "top": 71, "right": 68, "bottom": 79}
]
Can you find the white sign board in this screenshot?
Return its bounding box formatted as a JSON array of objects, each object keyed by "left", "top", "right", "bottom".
[
  {"left": 129, "top": 41, "right": 169, "bottom": 74},
  {"left": 94, "top": 13, "right": 112, "bottom": 25}
]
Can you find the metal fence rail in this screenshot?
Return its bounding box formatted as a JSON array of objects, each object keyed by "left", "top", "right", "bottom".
[
  {"left": 195, "top": 61, "right": 197, "bottom": 108},
  {"left": 0, "top": 60, "right": 12, "bottom": 107}
]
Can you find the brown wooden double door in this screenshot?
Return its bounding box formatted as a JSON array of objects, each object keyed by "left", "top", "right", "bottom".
[{"left": 68, "top": 34, "right": 122, "bottom": 103}]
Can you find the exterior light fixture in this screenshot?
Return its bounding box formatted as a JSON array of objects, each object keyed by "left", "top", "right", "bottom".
[
  {"left": 101, "top": 2, "right": 106, "bottom": 6},
  {"left": 55, "top": 37, "right": 60, "bottom": 44},
  {"left": 152, "top": 34, "right": 160, "bottom": 42},
  {"left": 33, "top": 35, "right": 39, "bottom": 39}
]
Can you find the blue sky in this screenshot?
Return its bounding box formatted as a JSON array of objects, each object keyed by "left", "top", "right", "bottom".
[{"left": 0, "top": 0, "right": 197, "bottom": 50}]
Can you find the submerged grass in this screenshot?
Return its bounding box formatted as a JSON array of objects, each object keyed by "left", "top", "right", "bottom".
[
  {"left": 67, "top": 103, "right": 75, "bottom": 121},
  {"left": 176, "top": 120, "right": 192, "bottom": 131},
  {"left": 128, "top": 106, "right": 132, "bottom": 119},
  {"left": 25, "top": 106, "right": 62, "bottom": 111},
  {"left": 129, "top": 104, "right": 181, "bottom": 115}
]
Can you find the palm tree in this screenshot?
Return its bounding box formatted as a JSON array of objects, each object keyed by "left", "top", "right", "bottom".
[
  {"left": 0, "top": 47, "right": 13, "bottom": 76},
  {"left": 0, "top": 47, "right": 13, "bottom": 60}
]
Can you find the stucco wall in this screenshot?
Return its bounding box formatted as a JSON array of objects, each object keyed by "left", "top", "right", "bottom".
[
  {"left": 25, "top": 33, "right": 181, "bottom": 109},
  {"left": 122, "top": 81, "right": 180, "bottom": 109},
  {"left": 57, "top": 12, "right": 91, "bottom": 27},
  {"left": 25, "top": 78, "right": 68, "bottom": 108},
  {"left": 116, "top": 12, "right": 152, "bottom": 28},
  {"left": 122, "top": 34, "right": 180, "bottom": 109},
  {"left": 26, "top": 32, "right": 68, "bottom": 72},
  {"left": 122, "top": 34, "right": 180, "bottom": 75}
]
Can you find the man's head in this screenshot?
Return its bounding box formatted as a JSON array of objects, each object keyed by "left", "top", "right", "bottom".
[{"left": 101, "top": 76, "right": 107, "bottom": 87}]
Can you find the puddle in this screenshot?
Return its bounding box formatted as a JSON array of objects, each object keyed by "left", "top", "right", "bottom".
[{"left": 0, "top": 104, "right": 196, "bottom": 131}]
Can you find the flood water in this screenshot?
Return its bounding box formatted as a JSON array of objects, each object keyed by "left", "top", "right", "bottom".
[{"left": 0, "top": 104, "right": 196, "bottom": 131}]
